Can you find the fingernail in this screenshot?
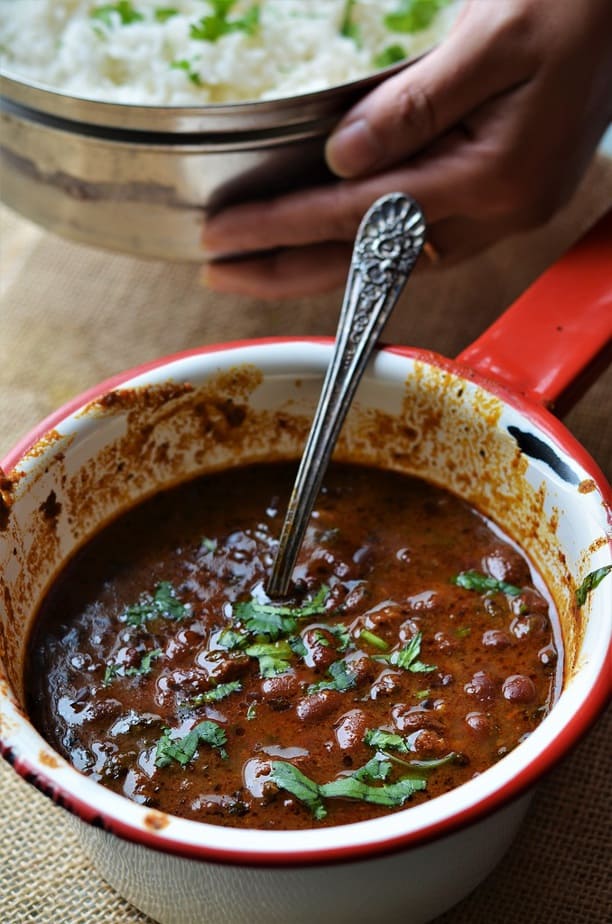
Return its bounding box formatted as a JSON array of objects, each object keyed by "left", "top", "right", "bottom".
[{"left": 325, "top": 118, "right": 381, "bottom": 177}]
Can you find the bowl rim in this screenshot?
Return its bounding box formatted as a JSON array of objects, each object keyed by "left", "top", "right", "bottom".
[{"left": 1, "top": 336, "right": 610, "bottom": 867}]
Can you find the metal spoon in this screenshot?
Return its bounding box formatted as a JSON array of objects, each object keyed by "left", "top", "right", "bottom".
[{"left": 266, "top": 192, "right": 426, "bottom": 598}]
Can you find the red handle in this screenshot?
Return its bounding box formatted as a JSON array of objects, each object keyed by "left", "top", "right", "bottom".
[{"left": 457, "top": 209, "right": 612, "bottom": 413}]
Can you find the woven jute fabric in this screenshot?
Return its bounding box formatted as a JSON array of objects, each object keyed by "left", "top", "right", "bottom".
[{"left": 1, "top": 154, "right": 611, "bottom": 923}]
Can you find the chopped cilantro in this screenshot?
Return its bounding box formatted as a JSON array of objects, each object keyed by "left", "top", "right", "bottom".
[
  {"left": 452, "top": 570, "right": 522, "bottom": 596},
  {"left": 217, "top": 627, "right": 250, "bottom": 650},
  {"left": 269, "top": 759, "right": 425, "bottom": 819},
  {"left": 374, "top": 44, "right": 407, "bottom": 68},
  {"left": 364, "top": 727, "right": 410, "bottom": 754},
  {"left": 340, "top": 0, "right": 361, "bottom": 46},
  {"left": 91, "top": 1, "right": 144, "bottom": 26},
  {"left": 200, "top": 537, "right": 218, "bottom": 553},
  {"left": 385, "top": 0, "right": 451, "bottom": 34},
  {"left": 190, "top": 1, "right": 260, "bottom": 42},
  {"left": 320, "top": 774, "right": 425, "bottom": 806},
  {"left": 307, "top": 659, "right": 358, "bottom": 694},
  {"left": 376, "top": 631, "right": 436, "bottom": 673},
  {"left": 245, "top": 640, "right": 293, "bottom": 678},
  {"left": 288, "top": 635, "right": 308, "bottom": 658},
  {"left": 576, "top": 565, "right": 612, "bottom": 606},
  {"left": 125, "top": 648, "right": 163, "bottom": 677},
  {"left": 415, "top": 688, "right": 431, "bottom": 700},
  {"left": 455, "top": 626, "right": 472, "bottom": 638},
  {"left": 170, "top": 59, "right": 203, "bottom": 86},
  {"left": 154, "top": 6, "right": 178, "bottom": 21},
  {"left": 246, "top": 702, "right": 257, "bottom": 721},
  {"left": 233, "top": 585, "right": 329, "bottom": 640},
  {"left": 358, "top": 628, "right": 389, "bottom": 651},
  {"left": 122, "top": 581, "right": 190, "bottom": 627},
  {"left": 351, "top": 755, "right": 392, "bottom": 782},
  {"left": 269, "top": 761, "right": 327, "bottom": 820},
  {"left": 103, "top": 648, "right": 162, "bottom": 685},
  {"left": 328, "top": 623, "right": 351, "bottom": 652},
  {"left": 190, "top": 680, "right": 242, "bottom": 706},
  {"left": 155, "top": 720, "right": 227, "bottom": 767}
]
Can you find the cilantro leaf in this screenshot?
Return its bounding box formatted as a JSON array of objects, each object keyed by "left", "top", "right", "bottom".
[
  {"left": 234, "top": 585, "right": 329, "bottom": 640},
  {"left": 91, "top": 1, "right": 144, "bottom": 26},
  {"left": 217, "top": 628, "right": 250, "bottom": 650},
  {"left": 358, "top": 628, "right": 389, "bottom": 651},
  {"left": 171, "top": 59, "right": 202, "bottom": 86},
  {"left": 245, "top": 640, "right": 293, "bottom": 678},
  {"left": 374, "top": 44, "right": 407, "bottom": 68},
  {"left": 452, "top": 570, "right": 522, "bottom": 596},
  {"left": 328, "top": 623, "right": 351, "bottom": 652},
  {"left": 576, "top": 565, "right": 612, "bottom": 606},
  {"left": 351, "top": 755, "right": 393, "bottom": 782},
  {"left": 155, "top": 6, "right": 178, "bottom": 21},
  {"left": 125, "top": 648, "right": 163, "bottom": 677},
  {"left": 269, "top": 760, "right": 327, "bottom": 820},
  {"left": 375, "top": 631, "right": 436, "bottom": 673},
  {"left": 364, "top": 727, "right": 410, "bottom": 754},
  {"left": 320, "top": 774, "right": 425, "bottom": 806},
  {"left": 307, "top": 658, "right": 358, "bottom": 694},
  {"left": 122, "top": 581, "right": 190, "bottom": 626},
  {"left": 385, "top": 0, "right": 451, "bottom": 34},
  {"left": 340, "top": 0, "right": 362, "bottom": 46},
  {"left": 103, "top": 647, "right": 162, "bottom": 685},
  {"left": 190, "top": 2, "right": 260, "bottom": 42},
  {"left": 155, "top": 720, "right": 227, "bottom": 767},
  {"left": 190, "top": 680, "right": 242, "bottom": 706}
]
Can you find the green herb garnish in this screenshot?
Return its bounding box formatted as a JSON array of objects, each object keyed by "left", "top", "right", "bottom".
[
  {"left": 307, "top": 658, "right": 358, "bottom": 694},
  {"left": 374, "top": 44, "right": 407, "bottom": 68},
  {"left": 190, "top": 680, "right": 242, "bottom": 706},
  {"left": 91, "top": 1, "right": 144, "bottom": 26},
  {"left": 246, "top": 702, "right": 257, "bottom": 721},
  {"left": 328, "top": 623, "right": 351, "bottom": 652},
  {"left": 376, "top": 631, "right": 436, "bottom": 673},
  {"left": 170, "top": 59, "right": 203, "bottom": 86},
  {"left": 217, "top": 627, "right": 250, "bottom": 650},
  {"left": 190, "top": 1, "right": 260, "bottom": 42},
  {"left": 234, "top": 585, "right": 329, "bottom": 640},
  {"left": 358, "top": 628, "right": 389, "bottom": 651},
  {"left": 576, "top": 565, "right": 612, "bottom": 606},
  {"left": 103, "top": 648, "right": 162, "bottom": 685},
  {"left": 269, "top": 761, "right": 327, "bottom": 820},
  {"left": 269, "top": 759, "right": 425, "bottom": 820},
  {"left": 364, "top": 727, "right": 410, "bottom": 754},
  {"left": 245, "top": 640, "right": 294, "bottom": 678},
  {"left": 155, "top": 6, "right": 178, "bottom": 21},
  {"left": 155, "top": 720, "right": 227, "bottom": 767},
  {"left": 123, "top": 581, "right": 191, "bottom": 626},
  {"left": 385, "top": 0, "right": 451, "bottom": 34},
  {"left": 200, "top": 537, "right": 218, "bottom": 553},
  {"left": 452, "top": 570, "right": 522, "bottom": 596},
  {"left": 340, "top": 0, "right": 361, "bottom": 46}
]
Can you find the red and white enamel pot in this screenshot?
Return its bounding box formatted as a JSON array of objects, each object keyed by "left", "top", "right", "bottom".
[{"left": 0, "top": 213, "right": 610, "bottom": 924}]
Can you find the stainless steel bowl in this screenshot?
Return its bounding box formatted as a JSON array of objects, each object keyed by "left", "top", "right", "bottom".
[{"left": 0, "top": 63, "right": 408, "bottom": 261}]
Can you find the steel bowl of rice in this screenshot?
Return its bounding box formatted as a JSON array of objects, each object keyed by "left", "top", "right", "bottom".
[{"left": 0, "top": 0, "right": 461, "bottom": 260}]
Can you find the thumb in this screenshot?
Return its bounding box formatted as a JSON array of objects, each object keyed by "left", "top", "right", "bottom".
[{"left": 325, "top": 0, "right": 532, "bottom": 178}]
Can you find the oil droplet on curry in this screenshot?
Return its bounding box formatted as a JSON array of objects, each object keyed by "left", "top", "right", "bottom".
[{"left": 27, "top": 463, "right": 562, "bottom": 828}]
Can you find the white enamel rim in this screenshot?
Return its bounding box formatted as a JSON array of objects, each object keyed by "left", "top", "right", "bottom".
[{"left": 1, "top": 339, "right": 610, "bottom": 867}]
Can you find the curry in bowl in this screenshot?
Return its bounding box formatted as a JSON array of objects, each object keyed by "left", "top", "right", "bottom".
[{"left": 27, "top": 459, "right": 561, "bottom": 830}]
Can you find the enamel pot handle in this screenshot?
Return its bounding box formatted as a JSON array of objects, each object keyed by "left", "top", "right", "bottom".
[{"left": 457, "top": 209, "right": 612, "bottom": 415}]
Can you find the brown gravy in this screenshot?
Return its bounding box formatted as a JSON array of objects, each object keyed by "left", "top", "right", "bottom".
[{"left": 26, "top": 462, "right": 561, "bottom": 829}]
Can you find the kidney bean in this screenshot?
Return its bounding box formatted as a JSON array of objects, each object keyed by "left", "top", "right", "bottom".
[
  {"left": 334, "top": 709, "right": 367, "bottom": 750},
  {"left": 502, "top": 674, "right": 537, "bottom": 704},
  {"left": 409, "top": 728, "right": 448, "bottom": 757},
  {"left": 464, "top": 671, "right": 498, "bottom": 704},
  {"left": 392, "top": 704, "right": 446, "bottom": 735},
  {"left": 370, "top": 671, "right": 402, "bottom": 699},
  {"left": 209, "top": 655, "right": 251, "bottom": 683},
  {"left": 302, "top": 628, "right": 337, "bottom": 671},
  {"left": 482, "top": 545, "right": 530, "bottom": 587},
  {"left": 296, "top": 689, "right": 342, "bottom": 724},
  {"left": 261, "top": 673, "right": 299, "bottom": 700},
  {"left": 482, "top": 629, "right": 512, "bottom": 650},
  {"left": 464, "top": 711, "right": 492, "bottom": 738}
]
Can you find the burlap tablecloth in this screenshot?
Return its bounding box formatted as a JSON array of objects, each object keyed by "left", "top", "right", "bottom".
[{"left": 1, "top": 156, "right": 611, "bottom": 923}]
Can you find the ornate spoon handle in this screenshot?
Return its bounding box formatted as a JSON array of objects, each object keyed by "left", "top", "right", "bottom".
[{"left": 266, "top": 193, "right": 426, "bottom": 598}]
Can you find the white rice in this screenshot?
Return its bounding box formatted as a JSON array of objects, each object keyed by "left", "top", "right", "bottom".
[{"left": 0, "top": 0, "right": 459, "bottom": 105}]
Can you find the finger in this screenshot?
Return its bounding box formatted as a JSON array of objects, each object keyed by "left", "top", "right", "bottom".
[
  {"left": 204, "top": 242, "right": 352, "bottom": 300},
  {"left": 325, "top": 0, "right": 536, "bottom": 178}
]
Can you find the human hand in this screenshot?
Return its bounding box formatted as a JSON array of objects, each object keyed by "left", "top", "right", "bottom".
[{"left": 203, "top": 0, "right": 612, "bottom": 299}]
